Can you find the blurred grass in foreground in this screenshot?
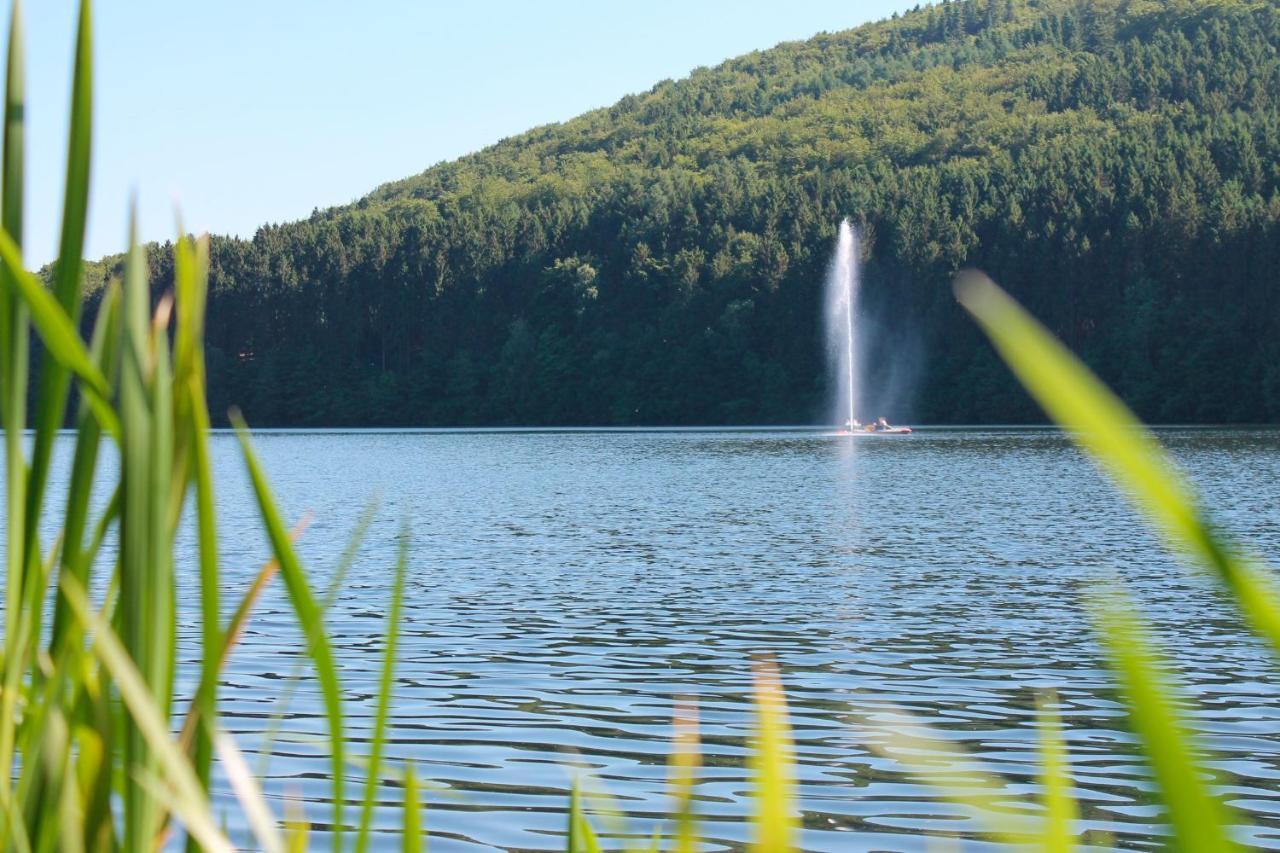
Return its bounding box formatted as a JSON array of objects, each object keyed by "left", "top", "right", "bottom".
[{"left": 1, "top": 3, "right": 1279, "bottom": 850}]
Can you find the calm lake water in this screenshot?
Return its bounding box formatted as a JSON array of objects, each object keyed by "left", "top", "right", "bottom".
[{"left": 52, "top": 428, "right": 1280, "bottom": 849}]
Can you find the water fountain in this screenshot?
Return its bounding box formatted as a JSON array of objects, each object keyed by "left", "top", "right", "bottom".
[
  {"left": 825, "top": 220, "right": 860, "bottom": 432},
  {"left": 824, "top": 220, "right": 911, "bottom": 435}
]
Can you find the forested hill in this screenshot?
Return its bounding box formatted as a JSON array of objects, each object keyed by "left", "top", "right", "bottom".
[{"left": 84, "top": 0, "right": 1280, "bottom": 425}]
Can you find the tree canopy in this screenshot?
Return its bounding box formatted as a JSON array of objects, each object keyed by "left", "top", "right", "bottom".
[{"left": 73, "top": 0, "right": 1280, "bottom": 425}]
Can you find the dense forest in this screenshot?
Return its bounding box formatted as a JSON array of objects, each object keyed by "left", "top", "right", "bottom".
[{"left": 71, "top": 0, "right": 1280, "bottom": 425}]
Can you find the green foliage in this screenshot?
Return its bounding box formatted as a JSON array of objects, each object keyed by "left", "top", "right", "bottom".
[{"left": 74, "top": 0, "right": 1280, "bottom": 426}]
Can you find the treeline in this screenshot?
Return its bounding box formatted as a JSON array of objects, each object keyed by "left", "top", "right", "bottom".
[{"left": 74, "top": 0, "right": 1280, "bottom": 425}]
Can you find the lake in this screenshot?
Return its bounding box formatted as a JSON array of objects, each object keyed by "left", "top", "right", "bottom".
[{"left": 124, "top": 428, "right": 1280, "bottom": 848}]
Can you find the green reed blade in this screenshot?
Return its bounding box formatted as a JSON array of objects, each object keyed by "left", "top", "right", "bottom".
[
  {"left": 356, "top": 526, "right": 409, "bottom": 853},
  {"left": 566, "top": 781, "right": 603, "bottom": 853},
  {"left": 30, "top": 708, "right": 70, "bottom": 853},
  {"left": 873, "top": 704, "right": 1036, "bottom": 845},
  {"left": 24, "top": 0, "right": 93, "bottom": 601},
  {"left": 54, "top": 713, "right": 85, "bottom": 853},
  {"left": 1092, "top": 596, "right": 1239, "bottom": 851},
  {"left": 668, "top": 701, "right": 699, "bottom": 853},
  {"left": 0, "top": 0, "right": 27, "bottom": 822},
  {"left": 0, "top": 227, "right": 115, "bottom": 435},
  {"left": 149, "top": 308, "right": 176, "bottom": 716},
  {"left": 1036, "top": 692, "right": 1078, "bottom": 851},
  {"left": 255, "top": 500, "right": 375, "bottom": 780},
  {"left": 118, "top": 214, "right": 157, "bottom": 850},
  {"left": 48, "top": 282, "right": 118, "bottom": 657},
  {"left": 285, "top": 796, "right": 309, "bottom": 853},
  {"left": 182, "top": 235, "right": 220, "bottom": 834},
  {"left": 402, "top": 760, "right": 423, "bottom": 853},
  {"left": 750, "top": 658, "right": 796, "bottom": 853},
  {"left": 231, "top": 410, "right": 347, "bottom": 846},
  {"left": 58, "top": 577, "right": 234, "bottom": 853},
  {"left": 955, "top": 272, "right": 1280, "bottom": 654}
]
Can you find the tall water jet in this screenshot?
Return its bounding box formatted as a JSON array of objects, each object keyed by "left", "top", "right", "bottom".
[{"left": 825, "top": 220, "right": 860, "bottom": 430}]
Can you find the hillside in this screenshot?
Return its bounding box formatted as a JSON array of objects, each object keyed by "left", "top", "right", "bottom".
[{"left": 86, "top": 0, "right": 1280, "bottom": 425}]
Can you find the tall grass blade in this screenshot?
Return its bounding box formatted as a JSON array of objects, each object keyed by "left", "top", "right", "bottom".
[
  {"left": 58, "top": 577, "right": 233, "bottom": 853},
  {"left": 231, "top": 410, "right": 347, "bottom": 846},
  {"left": 47, "top": 283, "right": 118, "bottom": 657},
  {"left": 955, "top": 272, "right": 1280, "bottom": 653},
  {"left": 117, "top": 213, "right": 165, "bottom": 849},
  {"left": 750, "top": 657, "right": 796, "bottom": 853},
  {"left": 255, "top": 501, "right": 374, "bottom": 779},
  {"left": 872, "top": 706, "right": 1034, "bottom": 845},
  {"left": 356, "top": 527, "right": 409, "bottom": 853},
  {"left": 669, "top": 701, "right": 699, "bottom": 853},
  {"left": 402, "top": 761, "right": 423, "bottom": 853},
  {"left": 0, "top": 226, "right": 115, "bottom": 434},
  {"left": 1036, "top": 692, "right": 1077, "bottom": 851},
  {"left": 213, "top": 727, "right": 283, "bottom": 853},
  {"left": 566, "top": 781, "right": 603, "bottom": 853},
  {"left": 1093, "top": 596, "right": 1239, "bottom": 850},
  {"left": 0, "top": 0, "right": 27, "bottom": 823},
  {"left": 23, "top": 0, "right": 93, "bottom": 612}
]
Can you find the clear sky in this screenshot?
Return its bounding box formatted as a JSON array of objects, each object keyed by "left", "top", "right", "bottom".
[{"left": 15, "top": 0, "right": 919, "bottom": 265}]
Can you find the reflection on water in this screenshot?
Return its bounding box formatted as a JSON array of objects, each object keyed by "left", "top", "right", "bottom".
[{"left": 48, "top": 429, "right": 1280, "bottom": 848}]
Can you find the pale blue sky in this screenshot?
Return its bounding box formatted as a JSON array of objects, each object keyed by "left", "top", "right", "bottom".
[{"left": 16, "top": 1, "right": 918, "bottom": 265}]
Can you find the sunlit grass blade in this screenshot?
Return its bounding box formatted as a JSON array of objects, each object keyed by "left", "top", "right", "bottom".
[
  {"left": 566, "top": 781, "right": 603, "bottom": 853},
  {"left": 356, "top": 526, "right": 409, "bottom": 853},
  {"left": 58, "top": 577, "right": 233, "bottom": 853},
  {"left": 871, "top": 706, "right": 1035, "bottom": 845},
  {"left": 955, "top": 271, "right": 1280, "bottom": 653},
  {"left": 750, "top": 657, "right": 796, "bottom": 853},
  {"left": 214, "top": 727, "right": 283, "bottom": 853},
  {"left": 402, "top": 761, "right": 423, "bottom": 853},
  {"left": 1092, "top": 595, "right": 1239, "bottom": 850},
  {"left": 1036, "top": 692, "right": 1077, "bottom": 851},
  {"left": 231, "top": 409, "right": 347, "bottom": 846},
  {"left": 669, "top": 700, "right": 699, "bottom": 853},
  {"left": 284, "top": 792, "right": 309, "bottom": 853}
]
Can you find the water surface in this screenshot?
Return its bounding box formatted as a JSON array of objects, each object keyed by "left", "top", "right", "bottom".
[{"left": 108, "top": 428, "right": 1280, "bottom": 848}]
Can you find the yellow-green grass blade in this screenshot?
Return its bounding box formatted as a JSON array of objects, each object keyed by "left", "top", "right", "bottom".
[
  {"left": 669, "top": 701, "right": 699, "bottom": 853},
  {"left": 955, "top": 272, "right": 1280, "bottom": 653},
  {"left": 567, "top": 781, "right": 603, "bottom": 853},
  {"left": 1093, "top": 596, "right": 1239, "bottom": 850},
  {"left": 402, "top": 760, "right": 423, "bottom": 853},
  {"left": 873, "top": 706, "right": 1035, "bottom": 845},
  {"left": 23, "top": 0, "right": 93, "bottom": 604},
  {"left": 58, "top": 576, "right": 234, "bottom": 853},
  {"left": 1036, "top": 692, "right": 1078, "bottom": 851},
  {"left": 285, "top": 795, "right": 309, "bottom": 853},
  {"left": 750, "top": 657, "right": 796, "bottom": 853},
  {"left": 0, "top": 0, "right": 27, "bottom": 823},
  {"left": 231, "top": 410, "right": 347, "bottom": 846},
  {"left": 356, "top": 527, "right": 409, "bottom": 853}
]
